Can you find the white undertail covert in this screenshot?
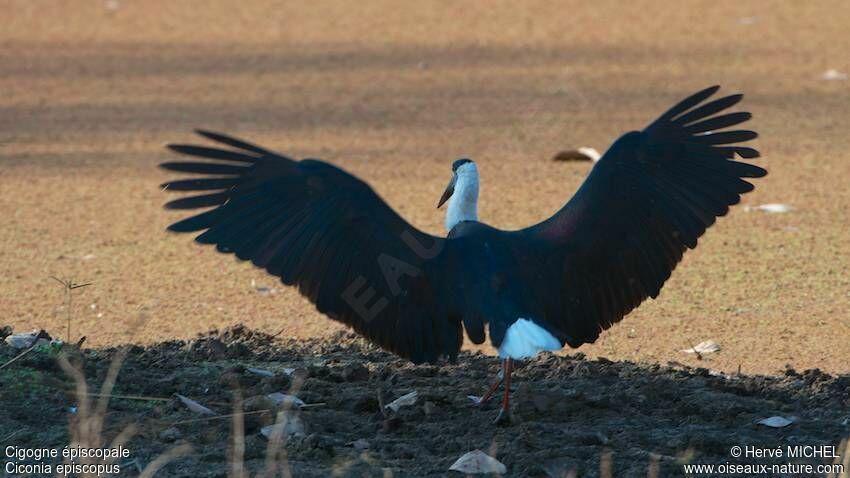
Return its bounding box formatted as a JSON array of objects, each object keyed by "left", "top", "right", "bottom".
[{"left": 498, "top": 318, "right": 563, "bottom": 359}]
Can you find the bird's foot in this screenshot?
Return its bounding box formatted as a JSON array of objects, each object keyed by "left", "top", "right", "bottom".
[
  {"left": 468, "top": 395, "right": 486, "bottom": 407},
  {"left": 493, "top": 408, "right": 512, "bottom": 426},
  {"left": 471, "top": 369, "right": 504, "bottom": 408}
]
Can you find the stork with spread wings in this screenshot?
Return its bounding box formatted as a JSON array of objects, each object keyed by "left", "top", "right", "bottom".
[{"left": 161, "top": 86, "right": 765, "bottom": 424}]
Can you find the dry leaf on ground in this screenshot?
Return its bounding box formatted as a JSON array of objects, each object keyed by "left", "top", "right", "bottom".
[{"left": 449, "top": 450, "right": 507, "bottom": 474}]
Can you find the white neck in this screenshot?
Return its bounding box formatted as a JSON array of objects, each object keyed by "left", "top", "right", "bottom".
[{"left": 445, "top": 163, "right": 479, "bottom": 231}]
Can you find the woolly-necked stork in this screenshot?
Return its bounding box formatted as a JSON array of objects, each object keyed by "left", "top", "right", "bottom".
[{"left": 160, "top": 86, "right": 765, "bottom": 424}]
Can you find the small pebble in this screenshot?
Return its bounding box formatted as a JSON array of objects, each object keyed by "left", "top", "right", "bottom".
[{"left": 159, "top": 427, "right": 182, "bottom": 443}]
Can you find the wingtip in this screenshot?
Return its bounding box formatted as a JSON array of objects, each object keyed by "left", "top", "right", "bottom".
[
  {"left": 743, "top": 149, "right": 761, "bottom": 159},
  {"left": 194, "top": 128, "right": 220, "bottom": 140},
  {"left": 694, "top": 85, "right": 721, "bottom": 99},
  {"left": 165, "top": 129, "right": 220, "bottom": 152},
  {"left": 653, "top": 85, "right": 726, "bottom": 126},
  {"left": 724, "top": 93, "right": 745, "bottom": 106},
  {"left": 158, "top": 160, "right": 186, "bottom": 172},
  {"left": 165, "top": 221, "right": 200, "bottom": 233},
  {"left": 163, "top": 198, "right": 182, "bottom": 210},
  {"left": 166, "top": 144, "right": 197, "bottom": 155},
  {"left": 188, "top": 129, "right": 273, "bottom": 156}
]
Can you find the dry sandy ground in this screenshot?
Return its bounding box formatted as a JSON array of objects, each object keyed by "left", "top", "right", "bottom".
[{"left": 1, "top": 1, "right": 849, "bottom": 375}]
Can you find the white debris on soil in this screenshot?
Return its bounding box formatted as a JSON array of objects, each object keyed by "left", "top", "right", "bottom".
[
  {"left": 821, "top": 69, "right": 848, "bottom": 81},
  {"left": 261, "top": 412, "right": 306, "bottom": 442},
  {"left": 4, "top": 330, "right": 53, "bottom": 349},
  {"left": 681, "top": 340, "right": 721, "bottom": 354},
  {"left": 449, "top": 450, "right": 507, "bottom": 474},
  {"left": 708, "top": 370, "right": 735, "bottom": 380},
  {"left": 349, "top": 438, "right": 370, "bottom": 451},
  {"left": 385, "top": 391, "right": 418, "bottom": 413},
  {"left": 757, "top": 416, "right": 795, "bottom": 428},
  {"left": 246, "top": 367, "right": 274, "bottom": 377},
  {"left": 744, "top": 203, "right": 793, "bottom": 213},
  {"left": 579, "top": 147, "right": 601, "bottom": 162},
  {"left": 251, "top": 279, "right": 276, "bottom": 293},
  {"left": 267, "top": 393, "right": 306, "bottom": 410},
  {"left": 175, "top": 394, "right": 217, "bottom": 415}
]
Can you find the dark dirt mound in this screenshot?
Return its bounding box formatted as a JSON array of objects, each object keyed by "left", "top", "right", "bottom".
[{"left": 1, "top": 325, "right": 848, "bottom": 477}]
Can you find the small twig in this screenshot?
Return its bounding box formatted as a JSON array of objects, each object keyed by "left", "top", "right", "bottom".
[
  {"left": 85, "top": 393, "right": 172, "bottom": 402},
  {"left": 50, "top": 276, "right": 92, "bottom": 290},
  {"left": 688, "top": 340, "right": 703, "bottom": 360},
  {"left": 376, "top": 386, "right": 388, "bottom": 418},
  {"left": 139, "top": 443, "right": 192, "bottom": 478},
  {"left": 172, "top": 409, "right": 271, "bottom": 426},
  {"left": 231, "top": 390, "right": 245, "bottom": 478},
  {"left": 50, "top": 276, "right": 91, "bottom": 344},
  {"left": 0, "top": 347, "right": 35, "bottom": 370},
  {"left": 0, "top": 332, "right": 49, "bottom": 370},
  {"left": 121, "top": 458, "right": 143, "bottom": 474},
  {"left": 1, "top": 429, "right": 24, "bottom": 442},
  {"left": 169, "top": 400, "right": 324, "bottom": 427}
]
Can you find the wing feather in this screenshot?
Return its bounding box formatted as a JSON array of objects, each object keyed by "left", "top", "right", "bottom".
[
  {"left": 161, "top": 131, "right": 462, "bottom": 363},
  {"left": 521, "top": 86, "right": 765, "bottom": 346}
]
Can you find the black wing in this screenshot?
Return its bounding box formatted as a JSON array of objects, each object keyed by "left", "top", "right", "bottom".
[
  {"left": 160, "top": 130, "right": 461, "bottom": 363},
  {"left": 522, "top": 86, "right": 766, "bottom": 347}
]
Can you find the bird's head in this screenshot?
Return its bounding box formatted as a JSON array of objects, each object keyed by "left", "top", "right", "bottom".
[{"left": 437, "top": 158, "right": 476, "bottom": 208}]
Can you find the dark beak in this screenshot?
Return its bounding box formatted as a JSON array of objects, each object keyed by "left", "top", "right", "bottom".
[{"left": 436, "top": 174, "right": 456, "bottom": 208}]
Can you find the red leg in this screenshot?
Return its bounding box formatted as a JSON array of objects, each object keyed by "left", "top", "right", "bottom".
[
  {"left": 494, "top": 358, "right": 513, "bottom": 425},
  {"left": 476, "top": 359, "right": 505, "bottom": 406}
]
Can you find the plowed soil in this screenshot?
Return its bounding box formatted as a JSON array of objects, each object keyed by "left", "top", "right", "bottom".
[{"left": 1, "top": 326, "right": 848, "bottom": 477}]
